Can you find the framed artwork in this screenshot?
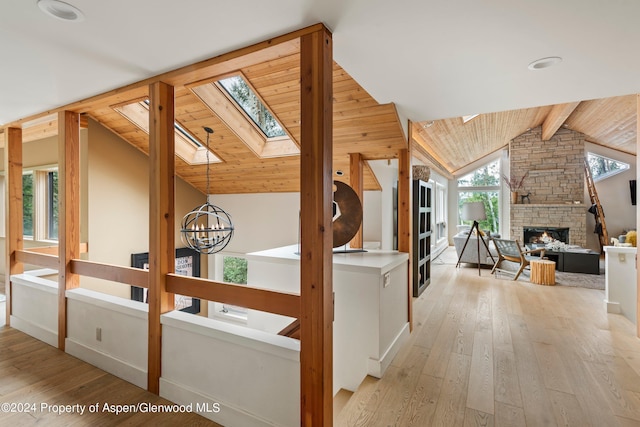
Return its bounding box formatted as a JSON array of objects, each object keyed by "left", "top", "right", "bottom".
[{"left": 130, "top": 247, "right": 201, "bottom": 314}]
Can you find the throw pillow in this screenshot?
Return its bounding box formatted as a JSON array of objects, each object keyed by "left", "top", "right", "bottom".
[{"left": 626, "top": 230, "right": 637, "bottom": 247}]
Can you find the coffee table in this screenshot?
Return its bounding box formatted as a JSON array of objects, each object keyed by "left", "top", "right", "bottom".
[{"left": 543, "top": 249, "right": 600, "bottom": 275}]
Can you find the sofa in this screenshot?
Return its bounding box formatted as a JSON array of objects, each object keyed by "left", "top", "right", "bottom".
[{"left": 453, "top": 231, "right": 499, "bottom": 266}]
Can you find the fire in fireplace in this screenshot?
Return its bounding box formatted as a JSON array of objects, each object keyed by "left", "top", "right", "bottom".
[{"left": 523, "top": 227, "right": 569, "bottom": 245}]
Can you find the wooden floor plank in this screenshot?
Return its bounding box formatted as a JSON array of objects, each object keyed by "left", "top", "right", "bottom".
[
  {"left": 494, "top": 401, "right": 526, "bottom": 427},
  {"left": 547, "top": 389, "right": 592, "bottom": 427},
  {"left": 466, "top": 330, "right": 494, "bottom": 415},
  {"left": 0, "top": 327, "right": 219, "bottom": 426},
  {"left": 431, "top": 352, "right": 471, "bottom": 426},
  {"left": 464, "top": 407, "right": 494, "bottom": 427},
  {"left": 395, "top": 374, "right": 443, "bottom": 427}
]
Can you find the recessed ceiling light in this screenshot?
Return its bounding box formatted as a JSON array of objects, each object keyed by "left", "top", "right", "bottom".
[
  {"left": 37, "top": 0, "right": 85, "bottom": 22},
  {"left": 423, "top": 121, "right": 434, "bottom": 129},
  {"left": 528, "top": 56, "right": 562, "bottom": 71},
  {"left": 335, "top": 170, "right": 344, "bottom": 176}
]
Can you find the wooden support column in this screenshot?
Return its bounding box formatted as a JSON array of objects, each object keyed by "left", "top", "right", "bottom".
[
  {"left": 57, "top": 111, "right": 81, "bottom": 350},
  {"left": 398, "top": 145, "right": 413, "bottom": 331},
  {"left": 300, "top": 26, "right": 333, "bottom": 425},
  {"left": 349, "top": 152, "right": 364, "bottom": 249},
  {"left": 4, "top": 127, "right": 24, "bottom": 326},
  {"left": 148, "top": 81, "right": 175, "bottom": 394}
]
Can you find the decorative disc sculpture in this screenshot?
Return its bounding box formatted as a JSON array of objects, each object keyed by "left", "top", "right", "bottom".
[{"left": 332, "top": 181, "right": 363, "bottom": 248}]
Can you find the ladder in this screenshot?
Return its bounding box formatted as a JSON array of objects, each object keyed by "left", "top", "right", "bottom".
[{"left": 584, "top": 159, "right": 608, "bottom": 250}]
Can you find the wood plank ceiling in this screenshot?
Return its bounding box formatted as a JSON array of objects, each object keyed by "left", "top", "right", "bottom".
[
  {"left": 2, "top": 35, "right": 636, "bottom": 190},
  {"left": 413, "top": 94, "right": 637, "bottom": 178},
  {"left": 0, "top": 46, "right": 406, "bottom": 195}
]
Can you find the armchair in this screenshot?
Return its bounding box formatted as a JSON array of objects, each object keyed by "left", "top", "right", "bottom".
[{"left": 491, "top": 239, "right": 546, "bottom": 280}]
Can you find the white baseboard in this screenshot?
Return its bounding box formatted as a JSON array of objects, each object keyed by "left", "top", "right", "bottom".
[
  {"left": 65, "top": 339, "right": 147, "bottom": 389},
  {"left": 160, "top": 378, "right": 277, "bottom": 427},
  {"left": 605, "top": 299, "right": 621, "bottom": 314},
  {"left": 367, "top": 322, "right": 410, "bottom": 378},
  {"left": 10, "top": 315, "right": 57, "bottom": 347}
]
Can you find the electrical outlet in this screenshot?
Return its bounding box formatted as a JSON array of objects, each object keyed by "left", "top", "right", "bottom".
[
  {"left": 383, "top": 272, "right": 390, "bottom": 288},
  {"left": 96, "top": 327, "right": 102, "bottom": 342}
]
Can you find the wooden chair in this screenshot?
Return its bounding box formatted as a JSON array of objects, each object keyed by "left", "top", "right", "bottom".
[{"left": 491, "top": 238, "right": 546, "bottom": 280}]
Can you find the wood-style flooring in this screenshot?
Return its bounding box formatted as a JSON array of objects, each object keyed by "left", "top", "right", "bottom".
[
  {"left": 0, "top": 327, "right": 219, "bottom": 426},
  {"left": 336, "top": 251, "right": 640, "bottom": 427}
]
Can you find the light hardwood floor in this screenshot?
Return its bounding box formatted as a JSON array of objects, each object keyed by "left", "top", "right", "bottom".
[
  {"left": 0, "top": 327, "right": 219, "bottom": 426},
  {"left": 336, "top": 251, "right": 640, "bottom": 427}
]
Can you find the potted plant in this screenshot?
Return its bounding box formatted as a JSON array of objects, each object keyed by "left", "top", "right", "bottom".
[{"left": 503, "top": 171, "right": 528, "bottom": 204}]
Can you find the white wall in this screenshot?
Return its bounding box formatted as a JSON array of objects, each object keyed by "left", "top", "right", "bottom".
[
  {"left": 368, "top": 159, "right": 398, "bottom": 250},
  {"left": 86, "top": 119, "right": 206, "bottom": 298},
  {"left": 585, "top": 142, "right": 636, "bottom": 250}
]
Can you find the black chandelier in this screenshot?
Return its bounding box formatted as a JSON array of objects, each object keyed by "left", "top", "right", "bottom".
[{"left": 180, "top": 127, "right": 234, "bottom": 254}]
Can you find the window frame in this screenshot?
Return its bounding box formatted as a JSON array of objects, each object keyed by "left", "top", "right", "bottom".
[
  {"left": 587, "top": 151, "right": 630, "bottom": 182},
  {"left": 457, "top": 159, "right": 501, "bottom": 235}
]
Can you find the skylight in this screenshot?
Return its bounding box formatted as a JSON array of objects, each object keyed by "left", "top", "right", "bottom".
[
  {"left": 217, "top": 75, "right": 286, "bottom": 138},
  {"left": 462, "top": 114, "right": 479, "bottom": 124},
  {"left": 587, "top": 152, "right": 629, "bottom": 182},
  {"left": 114, "top": 101, "right": 220, "bottom": 165}
]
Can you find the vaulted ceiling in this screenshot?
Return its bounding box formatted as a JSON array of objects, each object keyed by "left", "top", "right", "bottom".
[{"left": 2, "top": 1, "right": 639, "bottom": 192}]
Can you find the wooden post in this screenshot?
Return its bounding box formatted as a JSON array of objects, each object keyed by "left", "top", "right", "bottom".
[
  {"left": 300, "top": 26, "right": 333, "bottom": 425},
  {"left": 349, "top": 153, "right": 364, "bottom": 249},
  {"left": 398, "top": 145, "right": 412, "bottom": 330},
  {"left": 148, "top": 81, "right": 175, "bottom": 394},
  {"left": 4, "top": 127, "right": 24, "bottom": 326},
  {"left": 58, "top": 111, "right": 81, "bottom": 350}
]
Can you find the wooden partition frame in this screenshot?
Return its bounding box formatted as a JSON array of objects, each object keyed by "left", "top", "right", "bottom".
[
  {"left": 398, "top": 146, "right": 412, "bottom": 330},
  {"left": 299, "top": 26, "right": 334, "bottom": 425},
  {"left": 147, "top": 81, "right": 176, "bottom": 394},
  {"left": 349, "top": 152, "right": 364, "bottom": 249},
  {"left": 58, "top": 111, "right": 81, "bottom": 350},
  {"left": 4, "top": 127, "right": 24, "bottom": 325}
]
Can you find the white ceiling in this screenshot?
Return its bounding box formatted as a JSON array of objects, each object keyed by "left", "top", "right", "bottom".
[{"left": 2, "top": 0, "right": 640, "bottom": 127}]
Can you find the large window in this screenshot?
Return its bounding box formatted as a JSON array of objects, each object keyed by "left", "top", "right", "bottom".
[
  {"left": 457, "top": 160, "right": 500, "bottom": 234},
  {"left": 435, "top": 182, "right": 447, "bottom": 243}
]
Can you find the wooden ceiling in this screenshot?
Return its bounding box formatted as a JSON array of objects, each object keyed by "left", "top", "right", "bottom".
[
  {"left": 0, "top": 28, "right": 406, "bottom": 195},
  {"left": 2, "top": 23, "right": 635, "bottom": 191},
  {"left": 413, "top": 94, "right": 637, "bottom": 178}
]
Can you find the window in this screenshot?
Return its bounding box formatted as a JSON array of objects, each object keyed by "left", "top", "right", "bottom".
[
  {"left": 435, "top": 182, "right": 447, "bottom": 243},
  {"left": 212, "top": 253, "right": 249, "bottom": 323},
  {"left": 457, "top": 159, "right": 500, "bottom": 234},
  {"left": 47, "top": 171, "right": 59, "bottom": 240},
  {"left": 587, "top": 152, "right": 629, "bottom": 182},
  {"left": 23, "top": 173, "right": 34, "bottom": 237},
  {"left": 21, "top": 168, "right": 58, "bottom": 241},
  {"left": 114, "top": 100, "right": 222, "bottom": 166},
  {"left": 190, "top": 73, "right": 299, "bottom": 159},
  {"left": 218, "top": 75, "right": 286, "bottom": 138}
]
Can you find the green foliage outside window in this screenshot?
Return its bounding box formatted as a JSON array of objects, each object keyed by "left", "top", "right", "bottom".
[
  {"left": 223, "top": 256, "right": 248, "bottom": 284},
  {"left": 218, "top": 76, "right": 286, "bottom": 138},
  {"left": 23, "top": 174, "right": 33, "bottom": 236},
  {"left": 458, "top": 160, "right": 500, "bottom": 234}
]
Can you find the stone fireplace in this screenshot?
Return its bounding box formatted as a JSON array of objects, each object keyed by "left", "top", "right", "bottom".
[{"left": 509, "top": 126, "right": 587, "bottom": 248}]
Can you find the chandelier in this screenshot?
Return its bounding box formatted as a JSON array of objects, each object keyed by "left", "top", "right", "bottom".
[{"left": 180, "top": 126, "right": 234, "bottom": 254}]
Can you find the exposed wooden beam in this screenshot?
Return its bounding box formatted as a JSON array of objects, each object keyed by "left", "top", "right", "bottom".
[
  {"left": 57, "top": 111, "right": 81, "bottom": 351},
  {"left": 398, "top": 143, "right": 412, "bottom": 331},
  {"left": 299, "top": 25, "right": 333, "bottom": 425},
  {"left": 147, "top": 81, "right": 176, "bottom": 394},
  {"left": 166, "top": 274, "right": 300, "bottom": 318},
  {"left": 349, "top": 152, "right": 364, "bottom": 249},
  {"left": 71, "top": 259, "right": 149, "bottom": 288},
  {"left": 4, "top": 127, "right": 24, "bottom": 326},
  {"left": 15, "top": 251, "right": 59, "bottom": 270},
  {"left": 542, "top": 102, "right": 581, "bottom": 140}
]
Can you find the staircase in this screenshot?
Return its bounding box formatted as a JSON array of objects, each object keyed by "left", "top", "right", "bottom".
[{"left": 584, "top": 159, "right": 608, "bottom": 251}]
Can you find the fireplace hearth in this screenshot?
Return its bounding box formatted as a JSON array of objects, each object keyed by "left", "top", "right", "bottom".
[{"left": 524, "top": 227, "right": 569, "bottom": 245}]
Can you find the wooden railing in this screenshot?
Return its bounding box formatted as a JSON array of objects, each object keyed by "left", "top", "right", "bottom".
[{"left": 13, "top": 247, "right": 299, "bottom": 319}]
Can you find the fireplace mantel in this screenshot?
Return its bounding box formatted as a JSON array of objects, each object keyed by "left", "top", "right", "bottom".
[{"left": 512, "top": 204, "right": 586, "bottom": 208}]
